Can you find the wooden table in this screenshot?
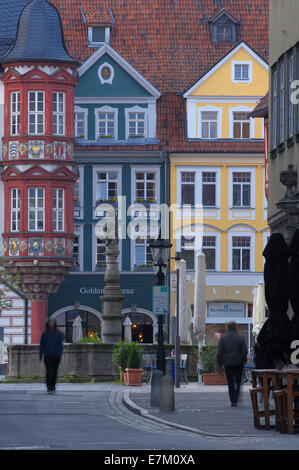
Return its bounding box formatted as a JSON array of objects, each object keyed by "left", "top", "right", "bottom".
[{"left": 251, "top": 369, "right": 282, "bottom": 430}]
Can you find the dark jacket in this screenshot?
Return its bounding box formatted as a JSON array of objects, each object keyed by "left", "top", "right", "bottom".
[
  {"left": 216, "top": 331, "right": 248, "bottom": 367},
  {"left": 39, "top": 330, "right": 64, "bottom": 360}
]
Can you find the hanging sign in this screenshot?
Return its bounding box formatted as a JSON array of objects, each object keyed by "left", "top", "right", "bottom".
[{"left": 152, "top": 286, "right": 169, "bottom": 316}]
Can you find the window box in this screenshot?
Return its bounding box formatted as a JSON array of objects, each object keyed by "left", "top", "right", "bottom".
[
  {"left": 98, "top": 134, "right": 114, "bottom": 139},
  {"left": 134, "top": 264, "right": 154, "bottom": 272},
  {"left": 128, "top": 134, "right": 145, "bottom": 139},
  {"left": 135, "top": 198, "right": 156, "bottom": 204}
]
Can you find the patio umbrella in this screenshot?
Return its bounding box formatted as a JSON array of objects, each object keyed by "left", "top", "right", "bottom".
[
  {"left": 193, "top": 252, "right": 206, "bottom": 348},
  {"left": 123, "top": 317, "right": 132, "bottom": 342},
  {"left": 72, "top": 315, "right": 82, "bottom": 343},
  {"left": 179, "top": 259, "right": 192, "bottom": 345},
  {"left": 252, "top": 282, "right": 266, "bottom": 337},
  {"left": 286, "top": 229, "right": 299, "bottom": 357},
  {"left": 257, "top": 233, "right": 290, "bottom": 365}
]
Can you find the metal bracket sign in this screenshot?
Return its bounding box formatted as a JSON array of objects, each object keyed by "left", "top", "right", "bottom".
[{"left": 153, "top": 286, "right": 169, "bottom": 316}]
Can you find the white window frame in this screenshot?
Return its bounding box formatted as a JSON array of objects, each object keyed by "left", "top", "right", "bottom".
[
  {"left": 28, "top": 187, "right": 45, "bottom": 232},
  {"left": 53, "top": 92, "right": 65, "bottom": 136},
  {"left": 272, "top": 70, "right": 278, "bottom": 149},
  {"left": 88, "top": 26, "right": 110, "bottom": 46},
  {"left": 198, "top": 106, "right": 222, "bottom": 139},
  {"left": 53, "top": 188, "right": 65, "bottom": 232},
  {"left": 11, "top": 188, "right": 20, "bottom": 232},
  {"left": 74, "top": 106, "right": 88, "bottom": 139},
  {"left": 92, "top": 226, "right": 122, "bottom": 272},
  {"left": 125, "top": 105, "right": 148, "bottom": 139},
  {"left": 228, "top": 230, "right": 255, "bottom": 272},
  {"left": 279, "top": 62, "right": 285, "bottom": 143},
  {"left": 232, "top": 61, "right": 252, "bottom": 84},
  {"left": 72, "top": 225, "right": 83, "bottom": 271},
  {"left": 95, "top": 105, "right": 118, "bottom": 140},
  {"left": 131, "top": 166, "right": 160, "bottom": 203},
  {"left": 93, "top": 166, "right": 122, "bottom": 216},
  {"left": 177, "top": 166, "right": 221, "bottom": 209},
  {"left": 229, "top": 106, "right": 255, "bottom": 139},
  {"left": 10, "top": 91, "right": 20, "bottom": 136},
  {"left": 28, "top": 91, "right": 45, "bottom": 135},
  {"left": 228, "top": 167, "right": 255, "bottom": 209},
  {"left": 288, "top": 55, "right": 294, "bottom": 138},
  {"left": 133, "top": 236, "right": 153, "bottom": 269}
]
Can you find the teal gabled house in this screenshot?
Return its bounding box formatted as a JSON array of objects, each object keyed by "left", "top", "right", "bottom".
[{"left": 48, "top": 43, "right": 167, "bottom": 344}]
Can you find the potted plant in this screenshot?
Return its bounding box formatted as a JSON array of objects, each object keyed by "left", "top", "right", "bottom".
[
  {"left": 198, "top": 345, "right": 227, "bottom": 385},
  {"left": 112, "top": 340, "right": 131, "bottom": 383},
  {"left": 125, "top": 342, "right": 143, "bottom": 386}
]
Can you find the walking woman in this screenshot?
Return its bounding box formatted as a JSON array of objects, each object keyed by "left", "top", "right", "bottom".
[{"left": 39, "top": 319, "right": 64, "bottom": 394}]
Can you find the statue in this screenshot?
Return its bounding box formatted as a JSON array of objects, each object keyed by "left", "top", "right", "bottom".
[{"left": 100, "top": 212, "right": 124, "bottom": 344}]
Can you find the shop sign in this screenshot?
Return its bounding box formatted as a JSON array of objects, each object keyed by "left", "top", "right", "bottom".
[
  {"left": 207, "top": 302, "right": 246, "bottom": 318},
  {"left": 153, "top": 286, "right": 169, "bottom": 316},
  {"left": 79, "top": 287, "right": 135, "bottom": 296}
]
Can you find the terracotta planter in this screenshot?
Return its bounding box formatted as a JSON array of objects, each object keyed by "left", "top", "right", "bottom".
[
  {"left": 125, "top": 368, "right": 143, "bottom": 386},
  {"left": 119, "top": 369, "right": 125, "bottom": 383},
  {"left": 202, "top": 373, "right": 227, "bottom": 385}
]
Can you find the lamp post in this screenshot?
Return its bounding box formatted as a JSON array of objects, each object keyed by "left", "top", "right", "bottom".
[
  {"left": 149, "top": 236, "right": 172, "bottom": 374},
  {"left": 174, "top": 252, "right": 181, "bottom": 388}
]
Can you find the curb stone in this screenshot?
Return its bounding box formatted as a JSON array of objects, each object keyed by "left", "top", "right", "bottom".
[{"left": 122, "top": 390, "right": 259, "bottom": 438}]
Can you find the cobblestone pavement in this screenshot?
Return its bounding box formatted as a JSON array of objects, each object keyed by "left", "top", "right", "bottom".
[{"left": 1, "top": 383, "right": 299, "bottom": 449}]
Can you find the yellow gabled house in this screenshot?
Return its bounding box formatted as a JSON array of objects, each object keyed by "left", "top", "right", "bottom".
[{"left": 169, "top": 42, "right": 269, "bottom": 348}]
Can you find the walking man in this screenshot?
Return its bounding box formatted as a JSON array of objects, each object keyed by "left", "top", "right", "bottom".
[
  {"left": 216, "top": 322, "right": 248, "bottom": 406},
  {"left": 39, "top": 319, "right": 64, "bottom": 394}
]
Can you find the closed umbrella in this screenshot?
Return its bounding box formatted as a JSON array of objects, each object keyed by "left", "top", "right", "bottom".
[
  {"left": 286, "top": 229, "right": 299, "bottom": 357},
  {"left": 252, "top": 282, "right": 266, "bottom": 337},
  {"left": 257, "top": 233, "right": 289, "bottom": 365},
  {"left": 179, "top": 259, "right": 192, "bottom": 344},
  {"left": 123, "top": 317, "right": 132, "bottom": 342},
  {"left": 193, "top": 252, "right": 206, "bottom": 348},
  {"left": 72, "top": 315, "right": 82, "bottom": 343}
]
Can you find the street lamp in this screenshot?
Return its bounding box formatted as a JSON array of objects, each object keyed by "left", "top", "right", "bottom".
[
  {"left": 174, "top": 252, "right": 181, "bottom": 388},
  {"left": 149, "top": 235, "right": 172, "bottom": 374}
]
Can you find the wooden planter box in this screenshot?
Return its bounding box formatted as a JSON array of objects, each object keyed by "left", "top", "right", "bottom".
[
  {"left": 202, "top": 373, "right": 227, "bottom": 385},
  {"left": 125, "top": 368, "right": 143, "bottom": 386}
]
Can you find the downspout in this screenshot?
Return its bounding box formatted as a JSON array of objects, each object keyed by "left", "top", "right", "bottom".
[{"left": 24, "top": 297, "right": 28, "bottom": 345}]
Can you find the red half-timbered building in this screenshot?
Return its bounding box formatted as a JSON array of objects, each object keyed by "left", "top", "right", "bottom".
[{"left": 0, "top": 0, "right": 79, "bottom": 342}]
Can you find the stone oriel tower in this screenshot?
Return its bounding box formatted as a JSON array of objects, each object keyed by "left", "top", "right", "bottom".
[{"left": 0, "top": 0, "right": 79, "bottom": 342}]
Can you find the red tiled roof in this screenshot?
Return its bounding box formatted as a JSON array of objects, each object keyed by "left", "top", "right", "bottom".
[
  {"left": 83, "top": 8, "right": 114, "bottom": 25},
  {"left": 250, "top": 92, "right": 269, "bottom": 118},
  {"left": 51, "top": 0, "right": 269, "bottom": 153}
]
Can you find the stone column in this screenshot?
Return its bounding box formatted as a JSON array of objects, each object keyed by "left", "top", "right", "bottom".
[
  {"left": 31, "top": 299, "right": 48, "bottom": 344},
  {"left": 100, "top": 217, "right": 124, "bottom": 344}
]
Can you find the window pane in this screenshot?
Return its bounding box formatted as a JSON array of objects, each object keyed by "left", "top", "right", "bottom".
[
  {"left": 181, "top": 249, "right": 194, "bottom": 270},
  {"left": 232, "top": 248, "right": 240, "bottom": 270},
  {"left": 181, "top": 184, "right": 194, "bottom": 205},
  {"left": 233, "top": 185, "right": 241, "bottom": 206},
  {"left": 202, "top": 185, "right": 216, "bottom": 206}
]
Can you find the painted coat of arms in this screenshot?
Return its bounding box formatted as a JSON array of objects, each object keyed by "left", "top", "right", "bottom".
[{"left": 28, "top": 141, "right": 44, "bottom": 159}]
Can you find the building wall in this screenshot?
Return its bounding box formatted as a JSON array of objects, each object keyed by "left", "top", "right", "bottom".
[
  {"left": 268, "top": 0, "right": 299, "bottom": 231},
  {"left": 0, "top": 284, "right": 31, "bottom": 362}
]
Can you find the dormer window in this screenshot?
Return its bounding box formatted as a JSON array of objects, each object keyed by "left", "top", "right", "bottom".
[
  {"left": 209, "top": 9, "right": 238, "bottom": 44},
  {"left": 88, "top": 26, "right": 110, "bottom": 46},
  {"left": 218, "top": 24, "right": 232, "bottom": 41}
]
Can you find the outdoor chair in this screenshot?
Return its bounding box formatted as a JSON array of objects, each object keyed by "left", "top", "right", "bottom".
[
  {"left": 250, "top": 386, "right": 277, "bottom": 430},
  {"left": 273, "top": 389, "right": 287, "bottom": 433},
  {"left": 142, "top": 354, "right": 156, "bottom": 384}
]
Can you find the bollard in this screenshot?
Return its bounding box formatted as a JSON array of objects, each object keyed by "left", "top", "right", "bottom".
[
  {"left": 151, "top": 369, "right": 163, "bottom": 407},
  {"left": 160, "top": 375, "right": 175, "bottom": 411}
]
